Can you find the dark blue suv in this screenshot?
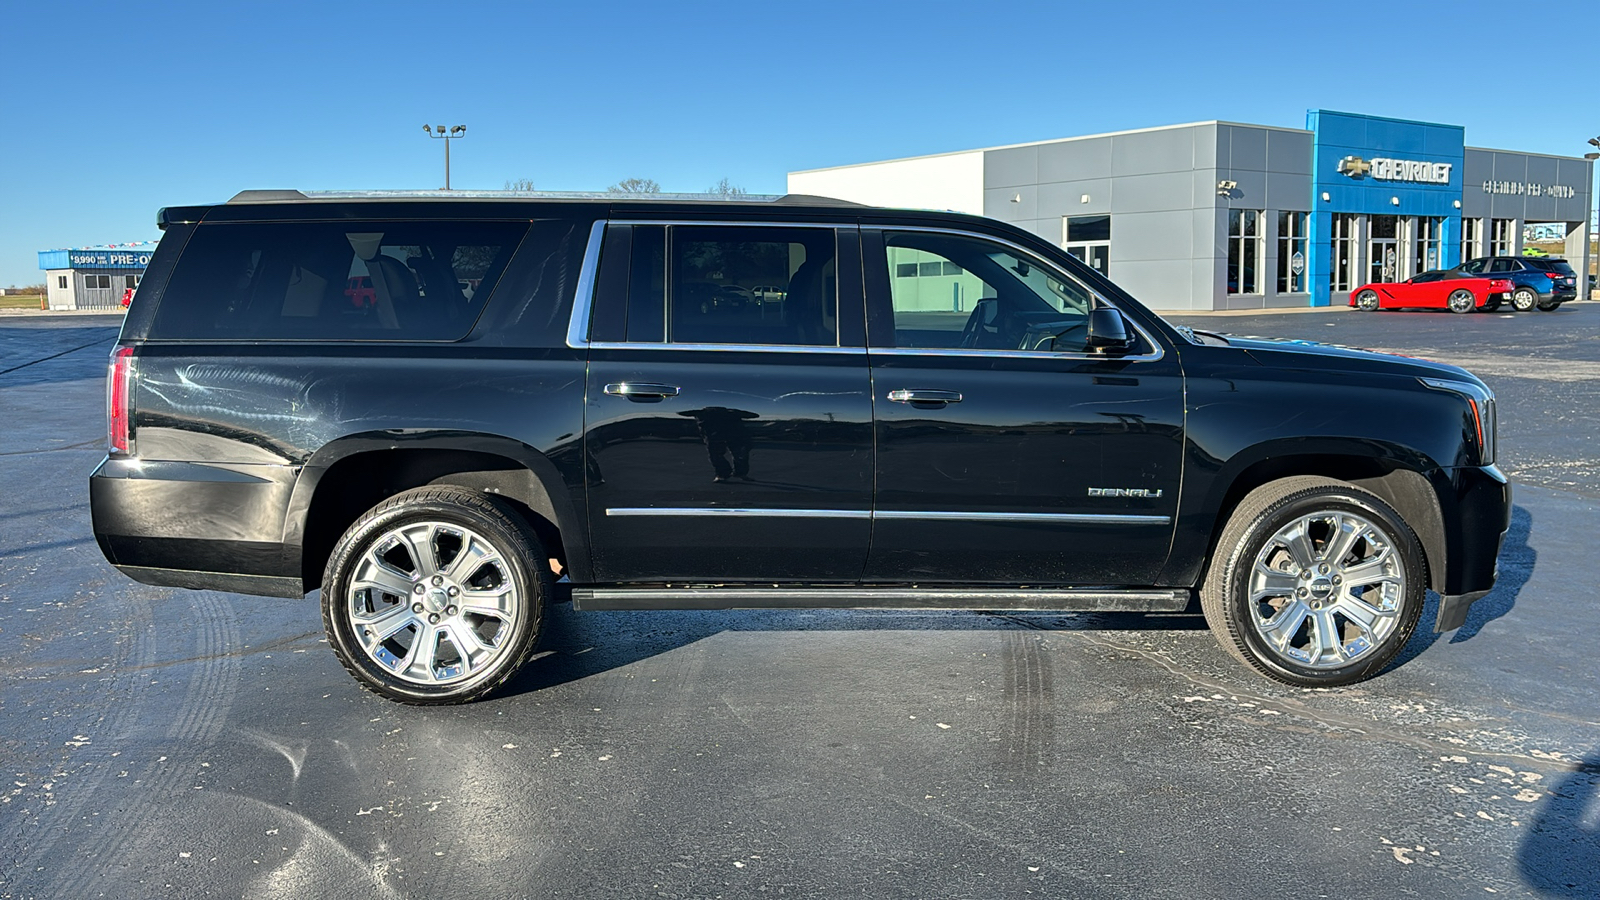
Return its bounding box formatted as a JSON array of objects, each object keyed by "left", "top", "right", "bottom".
[{"left": 1454, "top": 256, "right": 1578, "bottom": 311}]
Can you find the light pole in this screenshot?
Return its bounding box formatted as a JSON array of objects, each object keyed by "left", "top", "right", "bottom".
[
  {"left": 1586, "top": 137, "right": 1599, "bottom": 297},
  {"left": 423, "top": 124, "right": 467, "bottom": 190}
]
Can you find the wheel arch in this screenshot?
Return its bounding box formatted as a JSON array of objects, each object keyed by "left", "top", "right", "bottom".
[
  {"left": 1198, "top": 451, "right": 1447, "bottom": 595},
  {"left": 287, "top": 431, "right": 585, "bottom": 594}
]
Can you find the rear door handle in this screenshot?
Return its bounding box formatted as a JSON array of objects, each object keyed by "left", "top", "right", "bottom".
[
  {"left": 604, "top": 382, "right": 681, "bottom": 402},
  {"left": 888, "top": 389, "right": 963, "bottom": 406}
]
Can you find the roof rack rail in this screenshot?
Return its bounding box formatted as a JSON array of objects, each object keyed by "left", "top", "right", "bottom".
[{"left": 223, "top": 189, "right": 868, "bottom": 207}]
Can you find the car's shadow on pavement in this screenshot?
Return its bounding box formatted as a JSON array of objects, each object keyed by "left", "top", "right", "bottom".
[
  {"left": 1392, "top": 503, "right": 1534, "bottom": 669},
  {"left": 515, "top": 502, "right": 1537, "bottom": 697},
  {"left": 1517, "top": 752, "right": 1600, "bottom": 897},
  {"left": 504, "top": 603, "right": 1209, "bottom": 697}
]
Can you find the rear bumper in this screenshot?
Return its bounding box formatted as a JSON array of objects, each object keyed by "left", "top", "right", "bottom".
[
  {"left": 90, "top": 456, "right": 302, "bottom": 597},
  {"left": 1433, "top": 465, "right": 1511, "bottom": 632}
]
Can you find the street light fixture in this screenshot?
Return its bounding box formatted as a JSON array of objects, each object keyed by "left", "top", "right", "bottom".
[
  {"left": 423, "top": 124, "right": 467, "bottom": 190},
  {"left": 1588, "top": 137, "right": 1600, "bottom": 297}
]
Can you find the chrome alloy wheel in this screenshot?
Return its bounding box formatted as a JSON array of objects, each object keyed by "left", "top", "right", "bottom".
[
  {"left": 1247, "top": 511, "right": 1405, "bottom": 669},
  {"left": 346, "top": 521, "right": 522, "bottom": 686},
  {"left": 1447, "top": 289, "right": 1475, "bottom": 314}
]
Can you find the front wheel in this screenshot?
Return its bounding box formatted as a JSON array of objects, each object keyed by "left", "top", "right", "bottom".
[
  {"left": 1511, "top": 288, "right": 1538, "bottom": 312},
  {"left": 1201, "top": 477, "right": 1426, "bottom": 687},
  {"left": 1355, "top": 290, "right": 1380, "bottom": 311},
  {"left": 1536, "top": 299, "right": 1561, "bottom": 311},
  {"left": 1483, "top": 298, "right": 1502, "bottom": 312},
  {"left": 1446, "top": 289, "right": 1476, "bottom": 314},
  {"left": 321, "top": 486, "right": 550, "bottom": 704}
]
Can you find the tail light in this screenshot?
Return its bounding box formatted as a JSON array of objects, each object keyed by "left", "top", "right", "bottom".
[{"left": 108, "top": 346, "right": 135, "bottom": 455}]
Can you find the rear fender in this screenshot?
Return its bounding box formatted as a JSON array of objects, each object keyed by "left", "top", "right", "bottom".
[{"left": 286, "top": 430, "right": 588, "bottom": 591}]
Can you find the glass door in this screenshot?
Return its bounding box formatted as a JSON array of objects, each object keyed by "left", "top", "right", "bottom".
[
  {"left": 1368, "top": 215, "right": 1399, "bottom": 283},
  {"left": 1063, "top": 215, "right": 1111, "bottom": 277}
]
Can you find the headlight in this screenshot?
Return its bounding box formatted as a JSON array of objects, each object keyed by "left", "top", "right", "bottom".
[{"left": 1419, "top": 377, "right": 1495, "bottom": 466}]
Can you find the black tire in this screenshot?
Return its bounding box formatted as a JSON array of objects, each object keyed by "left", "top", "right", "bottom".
[
  {"left": 321, "top": 486, "right": 550, "bottom": 704},
  {"left": 1200, "top": 476, "right": 1426, "bottom": 687},
  {"left": 1355, "top": 290, "right": 1380, "bottom": 311},
  {"left": 1511, "top": 288, "right": 1538, "bottom": 312},
  {"left": 1483, "top": 298, "right": 1501, "bottom": 312},
  {"left": 1446, "top": 288, "right": 1476, "bottom": 314},
  {"left": 1536, "top": 299, "right": 1561, "bottom": 311}
]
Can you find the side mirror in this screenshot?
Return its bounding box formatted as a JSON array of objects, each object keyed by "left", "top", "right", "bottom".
[{"left": 1086, "top": 307, "right": 1132, "bottom": 354}]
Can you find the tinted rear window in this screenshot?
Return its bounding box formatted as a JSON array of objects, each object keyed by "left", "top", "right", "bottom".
[
  {"left": 1526, "top": 259, "right": 1575, "bottom": 275},
  {"left": 150, "top": 221, "right": 527, "bottom": 340}
]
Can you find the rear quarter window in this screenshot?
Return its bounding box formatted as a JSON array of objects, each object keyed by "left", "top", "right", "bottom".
[{"left": 149, "top": 221, "right": 528, "bottom": 341}]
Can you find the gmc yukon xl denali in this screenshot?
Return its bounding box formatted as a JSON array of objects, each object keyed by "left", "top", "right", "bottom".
[{"left": 90, "top": 191, "right": 1511, "bottom": 704}]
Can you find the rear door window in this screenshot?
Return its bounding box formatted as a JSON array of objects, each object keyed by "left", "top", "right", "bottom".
[
  {"left": 620, "top": 225, "right": 838, "bottom": 347},
  {"left": 150, "top": 221, "right": 527, "bottom": 340}
]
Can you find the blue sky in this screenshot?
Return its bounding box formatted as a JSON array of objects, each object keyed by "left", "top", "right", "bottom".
[{"left": 3, "top": 0, "right": 1596, "bottom": 287}]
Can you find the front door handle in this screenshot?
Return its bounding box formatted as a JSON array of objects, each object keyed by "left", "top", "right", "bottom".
[
  {"left": 604, "top": 382, "right": 681, "bottom": 402},
  {"left": 888, "top": 389, "right": 963, "bottom": 407}
]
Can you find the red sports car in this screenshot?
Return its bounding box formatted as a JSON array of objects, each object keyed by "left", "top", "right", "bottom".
[{"left": 1349, "top": 271, "right": 1512, "bottom": 314}]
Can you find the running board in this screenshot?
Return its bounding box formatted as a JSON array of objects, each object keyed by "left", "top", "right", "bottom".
[{"left": 571, "top": 586, "right": 1192, "bottom": 613}]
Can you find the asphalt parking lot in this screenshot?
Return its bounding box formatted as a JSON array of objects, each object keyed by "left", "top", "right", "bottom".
[{"left": 1, "top": 304, "right": 1597, "bottom": 899}]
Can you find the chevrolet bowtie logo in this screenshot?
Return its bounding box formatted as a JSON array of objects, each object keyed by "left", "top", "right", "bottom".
[{"left": 1338, "top": 155, "right": 1372, "bottom": 178}]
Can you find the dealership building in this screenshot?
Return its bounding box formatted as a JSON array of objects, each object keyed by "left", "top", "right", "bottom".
[
  {"left": 789, "top": 110, "right": 1594, "bottom": 311},
  {"left": 38, "top": 242, "right": 158, "bottom": 310}
]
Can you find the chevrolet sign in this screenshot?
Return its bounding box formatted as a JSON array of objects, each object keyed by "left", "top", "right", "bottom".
[{"left": 1338, "top": 155, "right": 1452, "bottom": 185}]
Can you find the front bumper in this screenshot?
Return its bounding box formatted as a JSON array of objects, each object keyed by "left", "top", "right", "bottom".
[{"left": 1432, "top": 465, "right": 1511, "bottom": 632}]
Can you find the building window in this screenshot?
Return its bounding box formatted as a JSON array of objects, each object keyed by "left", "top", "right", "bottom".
[
  {"left": 125, "top": 274, "right": 140, "bottom": 289},
  {"left": 1460, "top": 218, "right": 1481, "bottom": 263},
  {"left": 1063, "top": 215, "right": 1110, "bottom": 277},
  {"left": 1330, "top": 214, "right": 1359, "bottom": 292},
  {"left": 1227, "top": 210, "right": 1262, "bottom": 294},
  {"left": 1276, "top": 211, "right": 1308, "bottom": 293},
  {"left": 1369, "top": 215, "right": 1400, "bottom": 283},
  {"left": 1413, "top": 217, "right": 1443, "bottom": 274},
  {"left": 1490, "top": 218, "right": 1516, "bottom": 256},
  {"left": 57, "top": 275, "right": 67, "bottom": 289}
]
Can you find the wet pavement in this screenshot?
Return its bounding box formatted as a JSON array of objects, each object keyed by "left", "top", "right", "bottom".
[{"left": 1, "top": 307, "right": 1596, "bottom": 899}]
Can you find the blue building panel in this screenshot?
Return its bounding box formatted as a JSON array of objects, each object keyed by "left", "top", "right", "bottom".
[{"left": 1305, "top": 111, "right": 1465, "bottom": 306}]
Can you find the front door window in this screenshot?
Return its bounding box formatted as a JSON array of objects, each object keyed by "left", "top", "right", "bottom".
[{"left": 884, "top": 231, "right": 1092, "bottom": 352}]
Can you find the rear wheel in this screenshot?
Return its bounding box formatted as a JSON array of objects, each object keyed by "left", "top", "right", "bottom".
[
  {"left": 1446, "top": 289, "right": 1475, "bottom": 314},
  {"left": 1483, "top": 298, "right": 1502, "bottom": 312},
  {"left": 1511, "top": 288, "right": 1538, "bottom": 312},
  {"left": 321, "top": 486, "right": 550, "bottom": 704},
  {"left": 1201, "top": 477, "right": 1426, "bottom": 686},
  {"left": 1355, "top": 290, "right": 1380, "bottom": 311},
  {"left": 1536, "top": 299, "right": 1561, "bottom": 311}
]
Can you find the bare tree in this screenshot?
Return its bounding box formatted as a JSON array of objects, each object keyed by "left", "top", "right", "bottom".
[
  {"left": 706, "top": 177, "right": 748, "bottom": 198},
  {"left": 503, "top": 178, "right": 536, "bottom": 191},
  {"left": 607, "top": 177, "right": 661, "bottom": 193}
]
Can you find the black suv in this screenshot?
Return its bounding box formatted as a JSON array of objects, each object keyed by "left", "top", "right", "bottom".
[
  {"left": 91, "top": 191, "right": 1511, "bottom": 703},
  {"left": 1454, "top": 255, "right": 1578, "bottom": 311}
]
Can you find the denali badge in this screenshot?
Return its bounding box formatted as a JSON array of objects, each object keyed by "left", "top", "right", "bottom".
[{"left": 1088, "top": 488, "right": 1163, "bottom": 498}]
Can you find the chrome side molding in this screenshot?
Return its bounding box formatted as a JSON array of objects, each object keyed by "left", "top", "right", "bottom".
[{"left": 605, "top": 507, "right": 1169, "bottom": 525}]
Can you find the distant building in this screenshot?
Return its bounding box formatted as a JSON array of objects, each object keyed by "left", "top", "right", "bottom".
[
  {"left": 790, "top": 110, "right": 1594, "bottom": 310},
  {"left": 38, "top": 242, "right": 159, "bottom": 310}
]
